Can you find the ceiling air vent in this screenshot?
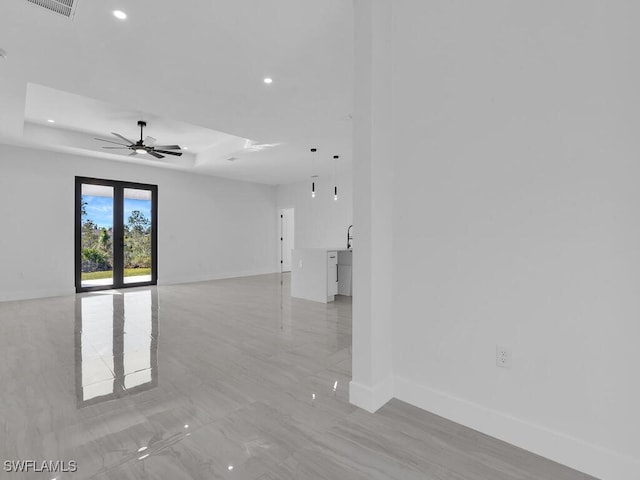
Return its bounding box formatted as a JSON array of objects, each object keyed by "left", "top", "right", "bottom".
[{"left": 25, "top": 0, "right": 78, "bottom": 19}]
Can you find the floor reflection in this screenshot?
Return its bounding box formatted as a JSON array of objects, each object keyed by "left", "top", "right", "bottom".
[{"left": 75, "top": 288, "right": 158, "bottom": 407}]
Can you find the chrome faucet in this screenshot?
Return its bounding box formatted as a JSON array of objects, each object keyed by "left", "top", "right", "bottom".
[{"left": 347, "top": 225, "right": 353, "bottom": 249}]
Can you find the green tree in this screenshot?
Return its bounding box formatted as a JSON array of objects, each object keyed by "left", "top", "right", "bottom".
[
  {"left": 82, "top": 247, "right": 110, "bottom": 272},
  {"left": 98, "top": 227, "right": 111, "bottom": 253},
  {"left": 81, "top": 218, "right": 100, "bottom": 251},
  {"left": 80, "top": 198, "right": 111, "bottom": 272},
  {"left": 127, "top": 210, "right": 150, "bottom": 234},
  {"left": 125, "top": 210, "right": 151, "bottom": 268}
]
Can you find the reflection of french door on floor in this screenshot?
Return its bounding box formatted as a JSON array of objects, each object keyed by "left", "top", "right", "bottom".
[
  {"left": 75, "top": 289, "right": 158, "bottom": 407},
  {"left": 75, "top": 177, "right": 158, "bottom": 292}
]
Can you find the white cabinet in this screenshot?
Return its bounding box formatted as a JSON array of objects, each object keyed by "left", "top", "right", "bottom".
[
  {"left": 291, "top": 248, "right": 350, "bottom": 303},
  {"left": 327, "top": 251, "right": 338, "bottom": 296}
]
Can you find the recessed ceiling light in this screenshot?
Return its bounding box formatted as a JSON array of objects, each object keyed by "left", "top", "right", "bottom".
[
  {"left": 263, "top": 77, "right": 273, "bottom": 84},
  {"left": 113, "top": 10, "right": 127, "bottom": 20},
  {"left": 0, "top": 48, "right": 7, "bottom": 59},
  {"left": 47, "top": 119, "right": 55, "bottom": 123},
  {"left": 183, "top": 146, "right": 189, "bottom": 150}
]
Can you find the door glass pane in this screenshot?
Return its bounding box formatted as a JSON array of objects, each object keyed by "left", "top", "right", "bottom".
[
  {"left": 123, "top": 188, "right": 153, "bottom": 284},
  {"left": 81, "top": 184, "right": 114, "bottom": 288}
]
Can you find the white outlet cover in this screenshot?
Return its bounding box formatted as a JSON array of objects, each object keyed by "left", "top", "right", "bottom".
[{"left": 496, "top": 345, "right": 511, "bottom": 369}]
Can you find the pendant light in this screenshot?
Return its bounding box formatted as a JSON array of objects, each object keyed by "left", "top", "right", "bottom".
[
  {"left": 333, "top": 155, "right": 339, "bottom": 201},
  {"left": 310, "top": 148, "right": 317, "bottom": 198}
]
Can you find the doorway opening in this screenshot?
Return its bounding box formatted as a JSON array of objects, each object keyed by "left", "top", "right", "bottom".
[
  {"left": 75, "top": 177, "right": 158, "bottom": 292},
  {"left": 280, "top": 208, "right": 294, "bottom": 272}
]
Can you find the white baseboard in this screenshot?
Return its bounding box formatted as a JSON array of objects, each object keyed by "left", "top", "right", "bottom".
[
  {"left": 0, "top": 269, "right": 281, "bottom": 303},
  {"left": 349, "top": 377, "right": 394, "bottom": 413},
  {"left": 0, "top": 287, "right": 74, "bottom": 302},
  {"left": 394, "top": 376, "right": 639, "bottom": 480},
  {"left": 158, "top": 267, "right": 280, "bottom": 286}
]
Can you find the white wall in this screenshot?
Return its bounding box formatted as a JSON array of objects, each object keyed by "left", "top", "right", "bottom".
[
  {"left": 277, "top": 171, "right": 352, "bottom": 250},
  {"left": 349, "top": 0, "right": 395, "bottom": 413},
  {"left": 0, "top": 144, "right": 279, "bottom": 301},
  {"left": 353, "top": 1, "right": 640, "bottom": 479}
]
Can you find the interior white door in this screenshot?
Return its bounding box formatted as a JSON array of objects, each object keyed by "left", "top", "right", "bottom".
[{"left": 280, "top": 208, "right": 294, "bottom": 272}]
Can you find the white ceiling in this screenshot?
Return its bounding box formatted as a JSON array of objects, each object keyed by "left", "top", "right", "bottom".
[{"left": 0, "top": 0, "right": 354, "bottom": 185}]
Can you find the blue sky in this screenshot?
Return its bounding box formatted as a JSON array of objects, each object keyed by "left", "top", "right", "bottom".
[{"left": 83, "top": 195, "right": 152, "bottom": 229}]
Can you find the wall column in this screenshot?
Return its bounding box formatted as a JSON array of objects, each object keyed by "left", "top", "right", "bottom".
[{"left": 349, "top": 0, "right": 394, "bottom": 412}]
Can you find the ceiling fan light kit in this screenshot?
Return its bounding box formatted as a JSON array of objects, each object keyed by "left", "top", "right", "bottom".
[{"left": 95, "top": 120, "right": 183, "bottom": 159}]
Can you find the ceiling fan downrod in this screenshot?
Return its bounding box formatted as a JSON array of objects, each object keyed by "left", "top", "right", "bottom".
[{"left": 137, "top": 120, "right": 146, "bottom": 145}]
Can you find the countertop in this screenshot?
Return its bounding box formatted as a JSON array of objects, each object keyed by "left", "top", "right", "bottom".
[{"left": 294, "top": 248, "right": 352, "bottom": 252}]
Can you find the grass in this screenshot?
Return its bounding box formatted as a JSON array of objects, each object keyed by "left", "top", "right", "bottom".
[{"left": 82, "top": 268, "right": 151, "bottom": 281}]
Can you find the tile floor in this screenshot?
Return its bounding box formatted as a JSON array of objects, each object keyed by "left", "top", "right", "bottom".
[{"left": 0, "top": 274, "right": 595, "bottom": 479}]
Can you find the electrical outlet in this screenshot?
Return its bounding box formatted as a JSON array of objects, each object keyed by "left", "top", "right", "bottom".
[{"left": 496, "top": 345, "right": 511, "bottom": 369}]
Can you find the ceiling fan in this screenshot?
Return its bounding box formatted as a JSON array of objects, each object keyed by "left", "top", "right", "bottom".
[{"left": 95, "top": 120, "right": 183, "bottom": 159}]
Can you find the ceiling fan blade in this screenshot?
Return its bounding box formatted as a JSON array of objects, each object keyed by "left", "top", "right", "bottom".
[
  {"left": 129, "top": 151, "right": 138, "bottom": 156},
  {"left": 144, "top": 136, "right": 157, "bottom": 146},
  {"left": 154, "top": 149, "right": 183, "bottom": 156},
  {"left": 101, "top": 146, "right": 130, "bottom": 149},
  {"left": 153, "top": 145, "right": 181, "bottom": 150},
  {"left": 147, "top": 151, "right": 164, "bottom": 159},
  {"left": 95, "top": 137, "right": 129, "bottom": 146},
  {"left": 111, "top": 132, "right": 135, "bottom": 145}
]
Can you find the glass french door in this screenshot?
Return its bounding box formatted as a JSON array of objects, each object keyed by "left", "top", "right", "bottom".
[{"left": 75, "top": 177, "right": 158, "bottom": 292}]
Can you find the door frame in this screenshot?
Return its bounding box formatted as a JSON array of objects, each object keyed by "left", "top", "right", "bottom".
[
  {"left": 75, "top": 176, "right": 158, "bottom": 293},
  {"left": 279, "top": 207, "right": 294, "bottom": 272}
]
